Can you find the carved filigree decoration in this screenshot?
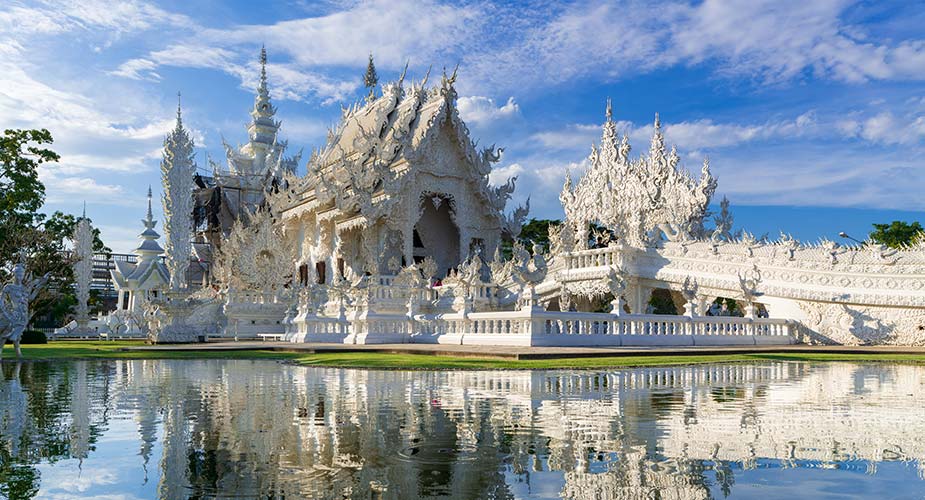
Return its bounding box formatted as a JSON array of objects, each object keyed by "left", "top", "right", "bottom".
[
  {"left": 161, "top": 100, "right": 195, "bottom": 290},
  {"left": 560, "top": 102, "right": 717, "bottom": 247},
  {"left": 213, "top": 209, "right": 295, "bottom": 292}
]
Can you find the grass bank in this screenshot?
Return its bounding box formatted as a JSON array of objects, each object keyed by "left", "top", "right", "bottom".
[{"left": 4, "top": 341, "right": 925, "bottom": 369}]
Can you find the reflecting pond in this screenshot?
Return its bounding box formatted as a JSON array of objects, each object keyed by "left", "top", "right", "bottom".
[{"left": 1, "top": 360, "right": 925, "bottom": 499}]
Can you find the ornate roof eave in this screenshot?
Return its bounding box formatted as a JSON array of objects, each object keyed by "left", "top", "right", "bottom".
[{"left": 335, "top": 214, "right": 369, "bottom": 233}]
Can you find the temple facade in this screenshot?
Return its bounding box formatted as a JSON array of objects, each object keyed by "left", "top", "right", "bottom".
[
  {"left": 136, "top": 50, "right": 925, "bottom": 346},
  {"left": 270, "top": 68, "right": 524, "bottom": 283}
]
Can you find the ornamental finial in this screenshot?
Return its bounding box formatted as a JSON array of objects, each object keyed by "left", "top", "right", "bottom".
[
  {"left": 142, "top": 185, "right": 156, "bottom": 230},
  {"left": 146, "top": 185, "right": 153, "bottom": 219},
  {"left": 260, "top": 44, "right": 268, "bottom": 87},
  {"left": 82, "top": 200, "right": 86, "bottom": 219},
  {"left": 654, "top": 112, "right": 661, "bottom": 130},
  {"left": 605, "top": 98, "right": 613, "bottom": 122},
  {"left": 176, "top": 91, "right": 182, "bottom": 127}
]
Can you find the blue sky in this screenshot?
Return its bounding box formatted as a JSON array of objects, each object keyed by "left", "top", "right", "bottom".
[{"left": 2, "top": 0, "right": 924, "bottom": 252}]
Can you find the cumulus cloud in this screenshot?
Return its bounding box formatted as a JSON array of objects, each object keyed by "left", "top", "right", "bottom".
[
  {"left": 457, "top": 96, "right": 520, "bottom": 126},
  {"left": 488, "top": 162, "right": 525, "bottom": 186},
  {"left": 837, "top": 111, "right": 925, "bottom": 145}
]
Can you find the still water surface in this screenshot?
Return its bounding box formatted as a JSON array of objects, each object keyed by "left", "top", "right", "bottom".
[{"left": 1, "top": 360, "right": 924, "bottom": 499}]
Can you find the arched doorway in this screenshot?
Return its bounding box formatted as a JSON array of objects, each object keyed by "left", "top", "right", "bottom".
[{"left": 414, "top": 194, "right": 460, "bottom": 278}]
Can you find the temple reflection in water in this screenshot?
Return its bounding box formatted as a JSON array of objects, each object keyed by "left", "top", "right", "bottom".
[{"left": 1, "top": 360, "right": 924, "bottom": 499}]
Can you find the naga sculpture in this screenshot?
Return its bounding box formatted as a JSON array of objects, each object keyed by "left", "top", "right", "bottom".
[{"left": 0, "top": 264, "right": 50, "bottom": 360}]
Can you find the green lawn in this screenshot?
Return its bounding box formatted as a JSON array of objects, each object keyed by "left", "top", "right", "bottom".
[{"left": 3, "top": 341, "right": 925, "bottom": 369}]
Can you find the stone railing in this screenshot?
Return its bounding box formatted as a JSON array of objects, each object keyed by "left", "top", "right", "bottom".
[
  {"left": 289, "top": 306, "right": 795, "bottom": 346},
  {"left": 425, "top": 309, "right": 795, "bottom": 347},
  {"left": 563, "top": 247, "right": 621, "bottom": 270},
  {"left": 286, "top": 315, "right": 352, "bottom": 343},
  {"left": 225, "top": 289, "right": 287, "bottom": 305}
]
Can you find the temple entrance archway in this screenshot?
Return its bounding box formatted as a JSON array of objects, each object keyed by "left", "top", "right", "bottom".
[{"left": 413, "top": 195, "right": 460, "bottom": 278}]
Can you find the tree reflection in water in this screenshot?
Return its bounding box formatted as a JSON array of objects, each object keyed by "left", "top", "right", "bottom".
[{"left": 1, "top": 360, "right": 924, "bottom": 499}]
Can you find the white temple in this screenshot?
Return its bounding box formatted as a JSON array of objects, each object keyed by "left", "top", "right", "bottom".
[
  {"left": 110, "top": 188, "right": 169, "bottom": 324},
  {"left": 132, "top": 49, "right": 924, "bottom": 346}
]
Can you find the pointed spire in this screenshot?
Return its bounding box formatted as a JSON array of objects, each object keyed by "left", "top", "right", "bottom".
[
  {"left": 144, "top": 186, "right": 154, "bottom": 229},
  {"left": 176, "top": 91, "right": 182, "bottom": 127},
  {"left": 249, "top": 45, "right": 278, "bottom": 142},
  {"left": 259, "top": 44, "right": 268, "bottom": 93},
  {"left": 605, "top": 98, "right": 613, "bottom": 122},
  {"left": 81, "top": 200, "right": 86, "bottom": 219},
  {"left": 649, "top": 112, "right": 666, "bottom": 163}
]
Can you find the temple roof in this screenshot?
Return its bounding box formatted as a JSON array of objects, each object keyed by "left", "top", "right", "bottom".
[
  {"left": 111, "top": 188, "right": 170, "bottom": 289},
  {"left": 274, "top": 68, "right": 525, "bottom": 233},
  {"left": 211, "top": 47, "right": 301, "bottom": 190}
]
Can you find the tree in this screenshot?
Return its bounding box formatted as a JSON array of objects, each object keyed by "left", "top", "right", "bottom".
[
  {"left": 518, "top": 218, "right": 560, "bottom": 250},
  {"left": 869, "top": 220, "right": 923, "bottom": 249},
  {"left": 0, "top": 129, "right": 57, "bottom": 221},
  {"left": 363, "top": 53, "right": 378, "bottom": 101},
  {"left": 27, "top": 211, "right": 110, "bottom": 327},
  {"left": 0, "top": 129, "right": 109, "bottom": 327}
]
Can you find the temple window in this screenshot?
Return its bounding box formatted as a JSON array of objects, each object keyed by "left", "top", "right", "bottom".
[{"left": 315, "top": 262, "right": 326, "bottom": 284}]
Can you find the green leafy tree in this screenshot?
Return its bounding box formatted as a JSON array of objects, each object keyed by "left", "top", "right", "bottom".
[
  {"left": 0, "top": 128, "right": 56, "bottom": 220},
  {"left": 869, "top": 220, "right": 924, "bottom": 249},
  {"left": 0, "top": 129, "right": 109, "bottom": 327},
  {"left": 518, "top": 218, "right": 560, "bottom": 250},
  {"left": 363, "top": 53, "right": 378, "bottom": 101}
]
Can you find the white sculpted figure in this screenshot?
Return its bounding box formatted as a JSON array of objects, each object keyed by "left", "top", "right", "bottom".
[{"left": 0, "top": 264, "right": 50, "bottom": 359}]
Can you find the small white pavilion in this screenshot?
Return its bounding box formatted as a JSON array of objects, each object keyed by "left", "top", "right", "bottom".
[{"left": 111, "top": 187, "right": 170, "bottom": 315}]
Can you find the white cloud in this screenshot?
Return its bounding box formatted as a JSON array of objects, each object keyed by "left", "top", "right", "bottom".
[
  {"left": 96, "top": 223, "right": 145, "bottom": 253},
  {"left": 531, "top": 123, "right": 603, "bottom": 151},
  {"left": 110, "top": 58, "right": 160, "bottom": 81},
  {"left": 40, "top": 172, "right": 132, "bottom": 205},
  {"left": 278, "top": 116, "right": 328, "bottom": 148},
  {"left": 836, "top": 111, "right": 925, "bottom": 145},
  {"left": 460, "top": 0, "right": 925, "bottom": 95},
  {"left": 488, "top": 162, "right": 525, "bottom": 186},
  {"left": 457, "top": 96, "right": 520, "bottom": 126},
  {"left": 110, "top": 0, "right": 480, "bottom": 102},
  {"left": 529, "top": 111, "right": 817, "bottom": 155}
]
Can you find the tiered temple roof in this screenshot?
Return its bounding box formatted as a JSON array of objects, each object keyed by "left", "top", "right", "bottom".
[
  {"left": 111, "top": 188, "right": 169, "bottom": 289},
  {"left": 273, "top": 67, "right": 522, "bottom": 234}
]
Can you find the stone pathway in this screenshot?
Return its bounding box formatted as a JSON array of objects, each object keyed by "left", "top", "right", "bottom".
[{"left": 120, "top": 341, "right": 925, "bottom": 360}]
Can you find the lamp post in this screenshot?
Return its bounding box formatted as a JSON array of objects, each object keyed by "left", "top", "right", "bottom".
[{"left": 838, "top": 231, "right": 865, "bottom": 246}]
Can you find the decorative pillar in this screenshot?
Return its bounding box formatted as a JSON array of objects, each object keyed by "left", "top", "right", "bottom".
[
  {"left": 161, "top": 94, "right": 196, "bottom": 291},
  {"left": 73, "top": 209, "right": 94, "bottom": 334},
  {"left": 625, "top": 279, "right": 652, "bottom": 314},
  {"left": 683, "top": 299, "right": 697, "bottom": 318}
]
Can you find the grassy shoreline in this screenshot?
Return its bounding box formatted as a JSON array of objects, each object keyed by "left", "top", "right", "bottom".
[{"left": 4, "top": 341, "right": 925, "bottom": 369}]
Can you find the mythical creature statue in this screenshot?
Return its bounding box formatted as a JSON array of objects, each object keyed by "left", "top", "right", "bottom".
[
  {"left": 0, "top": 264, "right": 50, "bottom": 360},
  {"left": 512, "top": 242, "right": 548, "bottom": 286},
  {"left": 502, "top": 198, "right": 530, "bottom": 239},
  {"left": 737, "top": 264, "right": 763, "bottom": 303}
]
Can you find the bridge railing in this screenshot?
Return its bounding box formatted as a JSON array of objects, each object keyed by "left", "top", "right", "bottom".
[
  {"left": 452, "top": 310, "right": 795, "bottom": 346},
  {"left": 289, "top": 307, "right": 795, "bottom": 346},
  {"left": 564, "top": 247, "right": 620, "bottom": 269}
]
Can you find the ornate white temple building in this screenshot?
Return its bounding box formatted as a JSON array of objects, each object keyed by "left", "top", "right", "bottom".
[
  {"left": 129, "top": 49, "right": 925, "bottom": 346},
  {"left": 111, "top": 189, "right": 170, "bottom": 315}
]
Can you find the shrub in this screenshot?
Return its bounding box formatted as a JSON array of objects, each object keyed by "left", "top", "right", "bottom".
[{"left": 20, "top": 330, "right": 47, "bottom": 344}]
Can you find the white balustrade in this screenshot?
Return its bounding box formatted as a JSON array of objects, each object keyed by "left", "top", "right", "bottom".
[{"left": 414, "top": 309, "right": 794, "bottom": 347}]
